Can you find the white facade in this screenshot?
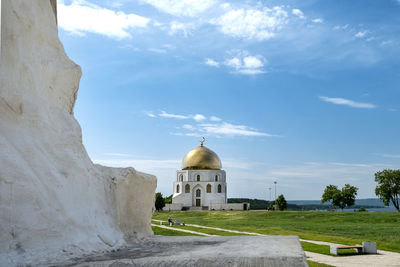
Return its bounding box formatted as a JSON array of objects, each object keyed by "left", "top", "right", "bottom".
[{"left": 172, "top": 169, "right": 227, "bottom": 208}]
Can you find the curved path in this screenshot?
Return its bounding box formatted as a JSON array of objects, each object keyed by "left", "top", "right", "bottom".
[{"left": 152, "top": 219, "right": 400, "bottom": 267}]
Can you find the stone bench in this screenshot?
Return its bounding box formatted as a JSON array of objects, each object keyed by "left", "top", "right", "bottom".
[{"left": 330, "top": 242, "right": 377, "bottom": 255}]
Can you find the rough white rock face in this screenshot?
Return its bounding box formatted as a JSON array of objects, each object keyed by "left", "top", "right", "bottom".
[{"left": 0, "top": 1, "right": 156, "bottom": 266}]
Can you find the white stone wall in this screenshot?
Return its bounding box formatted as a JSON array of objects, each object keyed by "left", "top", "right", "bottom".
[
  {"left": 0, "top": 1, "right": 156, "bottom": 265},
  {"left": 172, "top": 170, "right": 227, "bottom": 207},
  {"left": 164, "top": 203, "right": 183, "bottom": 211}
]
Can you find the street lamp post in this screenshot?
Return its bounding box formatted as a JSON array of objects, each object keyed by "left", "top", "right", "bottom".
[
  {"left": 274, "top": 181, "right": 277, "bottom": 200},
  {"left": 268, "top": 187, "right": 272, "bottom": 201}
]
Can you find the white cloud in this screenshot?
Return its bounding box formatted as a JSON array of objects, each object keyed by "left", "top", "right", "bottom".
[
  {"left": 58, "top": 0, "right": 150, "bottom": 39},
  {"left": 193, "top": 114, "right": 206, "bottom": 121},
  {"left": 333, "top": 24, "right": 348, "bottom": 30},
  {"left": 380, "top": 40, "right": 392, "bottom": 46},
  {"left": 243, "top": 56, "right": 264, "bottom": 69},
  {"left": 292, "top": 9, "right": 305, "bottom": 19},
  {"left": 210, "top": 116, "right": 221, "bottom": 122},
  {"left": 205, "top": 58, "right": 220, "bottom": 67},
  {"left": 182, "top": 124, "right": 195, "bottom": 130},
  {"left": 354, "top": 30, "right": 368, "bottom": 39},
  {"left": 141, "top": 0, "right": 217, "bottom": 17},
  {"left": 211, "top": 6, "right": 288, "bottom": 41},
  {"left": 225, "top": 57, "right": 242, "bottom": 69},
  {"left": 157, "top": 111, "right": 207, "bottom": 121},
  {"left": 200, "top": 122, "right": 272, "bottom": 137},
  {"left": 146, "top": 112, "right": 156, "bottom": 118},
  {"left": 312, "top": 18, "right": 323, "bottom": 23},
  {"left": 151, "top": 111, "right": 274, "bottom": 137},
  {"left": 158, "top": 110, "right": 190, "bottom": 119},
  {"left": 319, "top": 96, "right": 376, "bottom": 109},
  {"left": 224, "top": 51, "right": 266, "bottom": 75},
  {"left": 168, "top": 21, "right": 194, "bottom": 36}
]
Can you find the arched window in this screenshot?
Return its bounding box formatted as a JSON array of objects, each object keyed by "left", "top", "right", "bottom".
[
  {"left": 196, "top": 188, "right": 201, "bottom": 197},
  {"left": 215, "top": 175, "right": 218, "bottom": 182},
  {"left": 179, "top": 174, "right": 183, "bottom": 182},
  {"left": 176, "top": 184, "right": 180, "bottom": 193},
  {"left": 206, "top": 184, "right": 211, "bottom": 193},
  {"left": 197, "top": 174, "right": 200, "bottom": 181},
  {"left": 218, "top": 184, "right": 222, "bottom": 193},
  {"left": 185, "top": 184, "right": 190, "bottom": 193}
]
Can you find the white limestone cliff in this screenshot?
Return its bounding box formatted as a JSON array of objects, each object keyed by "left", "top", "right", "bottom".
[{"left": 0, "top": 1, "right": 156, "bottom": 266}]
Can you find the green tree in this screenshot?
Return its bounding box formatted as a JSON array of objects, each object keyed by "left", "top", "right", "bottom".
[
  {"left": 275, "top": 194, "right": 287, "bottom": 211},
  {"left": 321, "top": 184, "right": 358, "bottom": 211},
  {"left": 341, "top": 184, "right": 358, "bottom": 209},
  {"left": 375, "top": 169, "right": 400, "bottom": 212},
  {"left": 267, "top": 201, "right": 275, "bottom": 211},
  {"left": 321, "top": 185, "right": 341, "bottom": 210},
  {"left": 164, "top": 194, "right": 173, "bottom": 204},
  {"left": 155, "top": 192, "right": 165, "bottom": 211}
]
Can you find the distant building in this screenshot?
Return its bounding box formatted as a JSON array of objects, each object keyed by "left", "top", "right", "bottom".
[{"left": 165, "top": 139, "right": 249, "bottom": 211}]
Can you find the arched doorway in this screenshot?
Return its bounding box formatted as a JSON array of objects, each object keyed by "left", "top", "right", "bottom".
[
  {"left": 192, "top": 185, "right": 203, "bottom": 207},
  {"left": 195, "top": 188, "right": 201, "bottom": 206}
]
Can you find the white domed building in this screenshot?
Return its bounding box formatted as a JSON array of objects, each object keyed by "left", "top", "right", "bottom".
[{"left": 165, "top": 139, "right": 249, "bottom": 211}]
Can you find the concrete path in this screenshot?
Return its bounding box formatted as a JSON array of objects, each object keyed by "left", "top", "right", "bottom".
[
  {"left": 306, "top": 250, "right": 400, "bottom": 267},
  {"left": 152, "top": 219, "right": 400, "bottom": 267},
  {"left": 151, "top": 223, "right": 215, "bottom": 236}
]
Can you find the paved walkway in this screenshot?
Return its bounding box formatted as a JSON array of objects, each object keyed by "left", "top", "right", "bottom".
[
  {"left": 152, "top": 219, "right": 400, "bottom": 267},
  {"left": 151, "top": 223, "right": 214, "bottom": 236}
]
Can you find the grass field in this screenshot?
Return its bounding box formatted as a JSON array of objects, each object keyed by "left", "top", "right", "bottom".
[{"left": 152, "top": 210, "right": 400, "bottom": 252}]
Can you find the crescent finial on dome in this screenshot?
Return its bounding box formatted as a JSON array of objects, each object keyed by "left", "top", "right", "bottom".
[{"left": 200, "top": 137, "right": 205, "bottom": 147}]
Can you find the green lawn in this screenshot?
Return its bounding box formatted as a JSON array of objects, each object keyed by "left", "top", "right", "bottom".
[
  {"left": 152, "top": 226, "right": 203, "bottom": 236},
  {"left": 153, "top": 210, "right": 400, "bottom": 252},
  {"left": 307, "top": 260, "right": 334, "bottom": 267}
]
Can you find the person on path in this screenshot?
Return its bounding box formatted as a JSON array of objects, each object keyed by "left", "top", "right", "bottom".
[{"left": 168, "top": 216, "right": 172, "bottom": 226}]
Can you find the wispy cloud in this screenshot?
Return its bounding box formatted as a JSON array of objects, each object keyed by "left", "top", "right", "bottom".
[
  {"left": 210, "top": 6, "right": 288, "bottom": 41},
  {"left": 141, "top": 0, "right": 217, "bottom": 17},
  {"left": 210, "top": 116, "right": 221, "bottom": 122},
  {"left": 145, "top": 112, "right": 156, "bottom": 118},
  {"left": 147, "top": 110, "right": 274, "bottom": 137},
  {"left": 312, "top": 18, "right": 323, "bottom": 23},
  {"left": 222, "top": 50, "right": 266, "bottom": 75},
  {"left": 58, "top": 0, "right": 149, "bottom": 39},
  {"left": 354, "top": 30, "right": 368, "bottom": 39},
  {"left": 199, "top": 122, "right": 273, "bottom": 137},
  {"left": 159, "top": 110, "right": 190, "bottom": 119},
  {"left": 319, "top": 96, "right": 376, "bottom": 109},
  {"left": 292, "top": 9, "right": 305, "bottom": 19},
  {"left": 168, "top": 21, "right": 195, "bottom": 36},
  {"left": 148, "top": 48, "right": 167, "bottom": 54},
  {"left": 333, "top": 24, "right": 348, "bottom": 30},
  {"left": 153, "top": 111, "right": 207, "bottom": 121},
  {"left": 205, "top": 58, "right": 220, "bottom": 67},
  {"left": 193, "top": 114, "right": 206, "bottom": 121}
]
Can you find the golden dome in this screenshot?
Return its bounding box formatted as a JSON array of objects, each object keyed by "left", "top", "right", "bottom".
[{"left": 182, "top": 143, "right": 222, "bottom": 170}]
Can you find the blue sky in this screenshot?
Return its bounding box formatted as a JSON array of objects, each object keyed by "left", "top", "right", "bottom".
[{"left": 57, "top": 0, "right": 400, "bottom": 200}]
